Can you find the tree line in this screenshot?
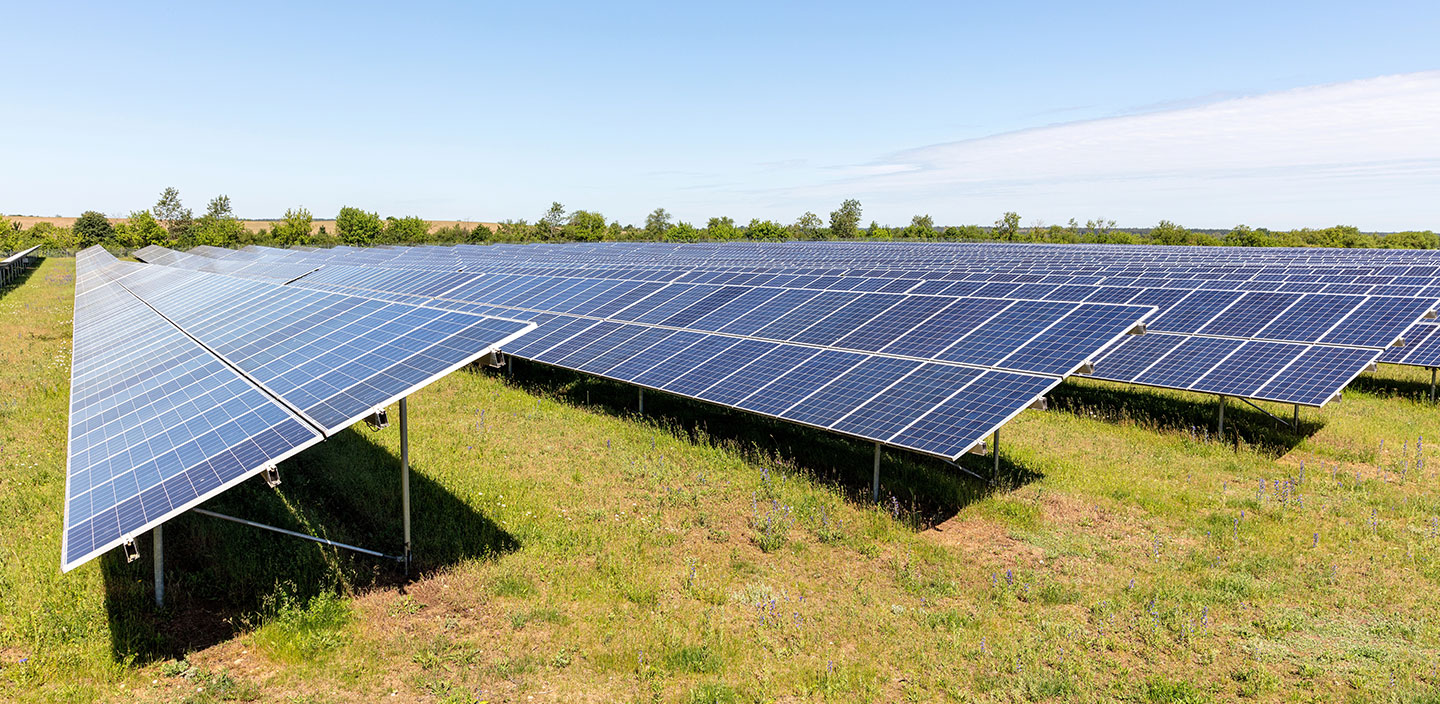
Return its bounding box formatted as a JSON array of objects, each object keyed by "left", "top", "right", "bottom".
[{"left": 4, "top": 189, "right": 1437, "bottom": 253}]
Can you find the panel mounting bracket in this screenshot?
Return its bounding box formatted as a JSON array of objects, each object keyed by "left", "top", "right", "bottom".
[
  {"left": 478, "top": 349, "right": 506, "bottom": 368},
  {"left": 968, "top": 440, "right": 989, "bottom": 456},
  {"left": 263, "top": 464, "right": 281, "bottom": 488},
  {"left": 1029, "top": 396, "right": 1049, "bottom": 411},
  {"left": 1076, "top": 361, "right": 1095, "bottom": 375},
  {"left": 1127, "top": 323, "right": 1147, "bottom": 335},
  {"left": 364, "top": 408, "right": 389, "bottom": 431},
  {"left": 122, "top": 538, "right": 139, "bottom": 563},
  {"left": 1425, "top": 309, "right": 1437, "bottom": 320},
  {"left": 1392, "top": 337, "right": 1406, "bottom": 348}
]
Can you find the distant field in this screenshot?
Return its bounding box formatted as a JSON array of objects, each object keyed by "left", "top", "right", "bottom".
[
  {"left": 2, "top": 257, "right": 1440, "bottom": 703},
  {"left": 5, "top": 216, "right": 499, "bottom": 236}
]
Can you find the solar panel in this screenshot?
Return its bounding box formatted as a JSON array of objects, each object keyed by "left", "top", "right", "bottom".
[
  {"left": 63, "top": 247, "right": 536, "bottom": 571},
  {"left": 64, "top": 250, "right": 323, "bottom": 571}
]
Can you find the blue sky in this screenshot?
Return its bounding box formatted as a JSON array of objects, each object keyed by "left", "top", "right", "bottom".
[{"left": 3, "top": 1, "right": 1438, "bottom": 229}]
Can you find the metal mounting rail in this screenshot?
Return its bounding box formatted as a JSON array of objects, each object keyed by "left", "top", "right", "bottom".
[
  {"left": 191, "top": 508, "right": 405, "bottom": 562},
  {"left": 1236, "top": 396, "right": 1294, "bottom": 429}
]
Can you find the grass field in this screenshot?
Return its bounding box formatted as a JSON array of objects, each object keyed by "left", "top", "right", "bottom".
[{"left": 2, "top": 257, "right": 1439, "bottom": 703}]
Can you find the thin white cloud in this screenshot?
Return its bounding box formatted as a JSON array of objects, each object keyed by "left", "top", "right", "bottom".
[{"left": 785, "top": 71, "right": 1440, "bottom": 229}]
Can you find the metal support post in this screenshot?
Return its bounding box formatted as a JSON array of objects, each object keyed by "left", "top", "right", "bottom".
[
  {"left": 638, "top": 388, "right": 645, "bottom": 415},
  {"left": 992, "top": 429, "right": 1000, "bottom": 481},
  {"left": 1293, "top": 404, "right": 1299, "bottom": 430},
  {"left": 152, "top": 525, "right": 164, "bottom": 608},
  {"left": 399, "top": 398, "right": 412, "bottom": 575},
  {"left": 1217, "top": 395, "right": 1226, "bottom": 437},
  {"left": 872, "top": 442, "right": 881, "bottom": 501},
  {"left": 1431, "top": 367, "right": 1436, "bottom": 403}
]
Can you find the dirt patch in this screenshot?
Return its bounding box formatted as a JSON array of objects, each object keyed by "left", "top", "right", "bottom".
[{"left": 923, "top": 515, "right": 1044, "bottom": 567}]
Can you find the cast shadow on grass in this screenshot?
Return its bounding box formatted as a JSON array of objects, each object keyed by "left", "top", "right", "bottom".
[
  {"left": 100, "top": 425, "right": 516, "bottom": 664},
  {"left": 1047, "top": 378, "right": 1313, "bottom": 456},
  {"left": 496, "top": 360, "right": 1041, "bottom": 530},
  {"left": 1347, "top": 365, "right": 1438, "bottom": 404}
]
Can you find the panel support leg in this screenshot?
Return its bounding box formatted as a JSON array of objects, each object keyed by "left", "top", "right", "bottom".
[
  {"left": 992, "top": 429, "right": 1000, "bottom": 482},
  {"left": 638, "top": 388, "right": 644, "bottom": 415},
  {"left": 152, "top": 525, "right": 164, "bottom": 608},
  {"left": 1293, "top": 404, "right": 1299, "bottom": 430},
  {"left": 1216, "top": 395, "right": 1226, "bottom": 438},
  {"left": 1431, "top": 368, "right": 1436, "bottom": 403},
  {"left": 872, "top": 442, "right": 881, "bottom": 502},
  {"left": 399, "top": 397, "right": 411, "bottom": 576}
]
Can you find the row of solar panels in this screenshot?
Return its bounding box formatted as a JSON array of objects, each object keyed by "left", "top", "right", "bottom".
[
  {"left": 64, "top": 247, "right": 533, "bottom": 571},
  {"left": 165, "top": 244, "right": 1428, "bottom": 405},
  {"left": 139, "top": 245, "right": 1155, "bottom": 453},
  {"left": 294, "top": 243, "right": 1440, "bottom": 378},
  {"left": 143, "top": 244, "right": 1422, "bottom": 408},
  {"left": 1, "top": 245, "right": 41, "bottom": 286}
]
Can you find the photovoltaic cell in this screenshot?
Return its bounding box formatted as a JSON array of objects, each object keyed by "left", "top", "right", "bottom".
[
  {"left": 783, "top": 356, "right": 921, "bottom": 427},
  {"left": 887, "top": 371, "right": 1059, "bottom": 458}
]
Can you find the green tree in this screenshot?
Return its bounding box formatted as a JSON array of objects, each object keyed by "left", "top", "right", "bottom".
[
  {"left": 905, "top": 214, "right": 936, "bottom": 240},
  {"left": 1149, "top": 220, "right": 1192, "bottom": 246},
  {"left": 538, "top": 202, "right": 567, "bottom": 240},
  {"left": 1084, "top": 217, "right": 1117, "bottom": 242},
  {"left": 665, "top": 222, "right": 700, "bottom": 242},
  {"left": 994, "top": 211, "right": 1020, "bottom": 241},
  {"left": 564, "top": 210, "right": 608, "bottom": 241},
  {"left": 272, "top": 208, "right": 314, "bottom": 246},
  {"left": 336, "top": 206, "right": 384, "bottom": 245},
  {"left": 705, "top": 216, "right": 739, "bottom": 241},
  {"left": 153, "top": 187, "right": 193, "bottom": 242},
  {"left": 744, "top": 219, "right": 789, "bottom": 241},
  {"left": 73, "top": 211, "right": 114, "bottom": 248},
  {"left": 829, "top": 199, "right": 862, "bottom": 239},
  {"left": 644, "top": 208, "right": 673, "bottom": 239},
  {"left": 383, "top": 215, "right": 429, "bottom": 243},
  {"left": 792, "top": 211, "right": 823, "bottom": 240},
  {"left": 192, "top": 195, "right": 246, "bottom": 247},
  {"left": 117, "top": 210, "right": 167, "bottom": 249}
]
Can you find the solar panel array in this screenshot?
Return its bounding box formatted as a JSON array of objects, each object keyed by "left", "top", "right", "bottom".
[
  {"left": 63, "top": 247, "right": 534, "bottom": 571},
  {"left": 139, "top": 244, "right": 1161, "bottom": 462},
  {"left": 167, "top": 241, "right": 1440, "bottom": 411},
  {"left": 1, "top": 244, "right": 41, "bottom": 288}
]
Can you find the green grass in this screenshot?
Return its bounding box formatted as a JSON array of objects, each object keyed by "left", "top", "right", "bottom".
[{"left": 3, "top": 257, "right": 1440, "bottom": 701}]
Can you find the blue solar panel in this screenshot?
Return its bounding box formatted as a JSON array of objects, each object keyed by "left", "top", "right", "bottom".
[
  {"left": 1090, "top": 333, "right": 1188, "bottom": 381},
  {"left": 1133, "top": 337, "right": 1244, "bottom": 389},
  {"left": 936, "top": 300, "right": 1074, "bottom": 367},
  {"left": 888, "top": 371, "right": 1059, "bottom": 458},
  {"left": 1189, "top": 341, "right": 1305, "bottom": 397},
  {"left": 734, "top": 350, "right": 866, "bottom": 416},
  {"left": 1251, "top": 295, "right": 1363, "bottom": 342},
  {"left": 880, "top": 298, "right": 1011, "bottom": 358},
  {"left": 998, "top": 303, "right": 1146, "bottom": 376},
  {"left": 1321, "top": 297, "right": 1436, "bottom": 348},
  {"left": 831, "top": 364, "right": 985, "bottom": 439},
  {"left": 64, "top": 251, "right": 325, "bottom": 572},
  {"left": 1255, "top": 346, "right": 1380, "bottom": 406},
  {"left": 663, "top": 339, "right": 779, "bottom": 397},
  {"left": 789, "top": 294, "right": 906, "bottom": 346},
  {"left": 1198, "top": 292, "right": 1300, "bottom": 338},
  {"left": 1147, "top": 290, "right": 1243, "bottom": 333},
  {"left": 631, "top": 336, "right": 741, "bottom": 388},
  {"left": 698, "top": 345, "right": 821, "bottom": 406},
  {"left": 784, "top": 357, "right": 922, "bottom": 427}
]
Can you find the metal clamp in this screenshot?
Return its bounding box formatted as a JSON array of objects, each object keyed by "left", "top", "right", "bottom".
[
  {"left": 364, "top": 408, "right": 389, "bottom": 431},
  {"left": 263, "top": 465, "right": 281, "bottom": 488},
  {"left": 123, "top": 538, "right": 139, "bottom": 563}
]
